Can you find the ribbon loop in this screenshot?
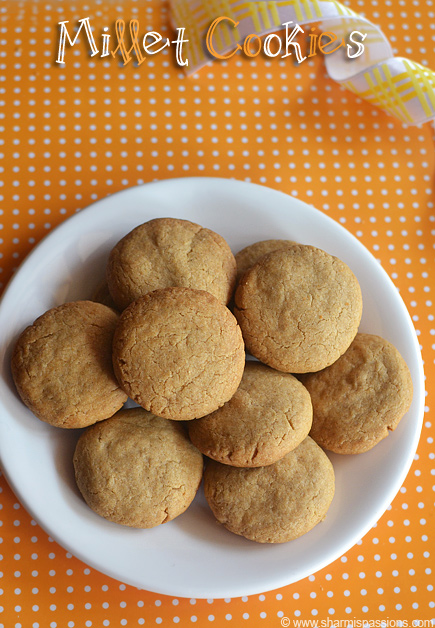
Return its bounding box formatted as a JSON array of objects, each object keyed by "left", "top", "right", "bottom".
[{"left": 169, "top": 0, "right": 435, "bottom": 125}]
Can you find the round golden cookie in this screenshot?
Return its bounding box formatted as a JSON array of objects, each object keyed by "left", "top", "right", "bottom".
[
  {"left": 107, "top": 217, "right": 237, "bottom": 310},
  {"left": 234, "top": 245, "right": 362, "bottom": 373},
  {"left": 235, "top": 239, "right": 297, "bottom": 282},
  {"left": 188, "top": 361, "right": 312, "bottom": 467},
  {"left": 204, "top": 436, "right": 335, "bottom": 543},
  {"left": 73, "top": 408, "right": 204, "bottom": 528},
  {"left": 112, "top": 287, "right": 245, "bottom": 421},
  {"left": 11, "top": 301, "right": 127, "bottom": 429},
  {"left": 301, "top": 333, "right": 413, "bottom": 454}
]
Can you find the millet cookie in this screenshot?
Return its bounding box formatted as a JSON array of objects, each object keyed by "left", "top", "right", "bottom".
[
  {"left": 234, "top": 245, "right": 362, "bottom": 373},
  {"left": 188, "top": 361, "right": 312, "bottom": 467},
  {"left": 235, "top": 239, "right": 297, "bottom": 282},
  {"left": 107, "top": 217, "right": 237, "bottom": 310},
  {"left": 112, "top": 287, "right": 245, "bottom": 421},
  {"left": 301, "top": 333, "right": 413, "bottom": 454},
  {"left": 204, "top": 436, "right": 335, "bottom": 543},
  {"left": 11, "top": 301, "right": 127, "bottom": 429},
  {"left": 73, "top": 408, "right": 204, "bottom": 528}
]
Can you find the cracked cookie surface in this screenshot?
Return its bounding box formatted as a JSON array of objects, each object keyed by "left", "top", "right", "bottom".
[
  {"left": 107, "top": 217, "right": 237, "bottom": 310},
  {"left": 188, "top": 361, "right": 312, "bottom": 467},
  {"left": 112, "top": 287, "right": 245, "bottom": 421},
  {"left": 301, "top": 333, "right": 413, "bottom": 454},
  {"left": 73, "top": 408, "right": 204, "bottom": 528},
  {"left": 234, "top": 245, "right": 362, "bottom": 373},
  {"left": 235, "top": 239, "right": 297, "bottom": 283},
  {"left": 204, "top": 436, "right": 335, "bottom": 543},
  {"left": 11, "top": 301, "right": 127, "bottom": 429}
]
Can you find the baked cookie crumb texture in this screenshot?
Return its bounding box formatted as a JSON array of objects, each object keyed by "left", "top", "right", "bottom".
[
  {"left": 113, "top": 287, "right": 245, "bottom": 421},
  {"left": 11, "top": 300, "right": 127, "bottom": 429},
  {"left": 107, "top": 217, "right": 237, "bottom": 310},
  {"left": 188, "top": 361, "right": 312, "bottom": 467},
  {"left": 234, "top": 245, "right": 363, "bottom": 373},
  {"left": 73, "top": 408, "right": 204, "bottom": 528},
  {"left": 235, "top": 239, "right": 297, "bottom": 282},
  {"left": 204, "top": 436, "right": 335, "bottom": 543},
  {"left": 302, "top": 333, "right": 413, "bottom": 454}
]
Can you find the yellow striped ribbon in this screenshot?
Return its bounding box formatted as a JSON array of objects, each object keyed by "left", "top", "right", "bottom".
[{"left": 169, "top": 0, "right": 435, "bottom": 125}]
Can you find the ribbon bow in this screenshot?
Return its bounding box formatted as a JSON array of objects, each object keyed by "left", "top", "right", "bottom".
[{"left": 170, "top": 0, "right": 435, "bottom": 125}]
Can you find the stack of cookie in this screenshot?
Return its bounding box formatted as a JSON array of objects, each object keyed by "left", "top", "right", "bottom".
[{"left": 11, "top": 218, "right": 413, "bottom": 545}]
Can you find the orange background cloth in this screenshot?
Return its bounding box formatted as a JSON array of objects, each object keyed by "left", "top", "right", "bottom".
[{"left": 0, "top": 0, "right": 434, "bottom": 625}]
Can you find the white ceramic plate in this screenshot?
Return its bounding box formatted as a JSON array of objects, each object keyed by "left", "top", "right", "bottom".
[{"left": 0, "top": 178, "right": 424, "bottom": 599}]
